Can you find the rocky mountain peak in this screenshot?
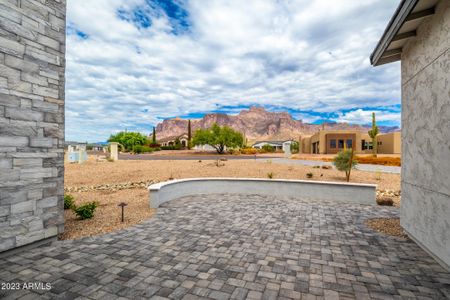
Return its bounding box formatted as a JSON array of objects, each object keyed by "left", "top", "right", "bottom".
[{"left": 153, "top": 107, "right": 398, "bottom": 143}]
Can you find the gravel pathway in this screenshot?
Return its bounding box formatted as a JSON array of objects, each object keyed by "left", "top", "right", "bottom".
[
  {"left": 1, "top": 194, "right": 449, "bottom": 299},
  {"left": 259, "top": 158, "right": 401, "bottom": 174}
]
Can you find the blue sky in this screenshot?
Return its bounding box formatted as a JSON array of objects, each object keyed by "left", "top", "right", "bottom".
[{"left": 66, "top": 0, "right": 401, "bottom": 142}]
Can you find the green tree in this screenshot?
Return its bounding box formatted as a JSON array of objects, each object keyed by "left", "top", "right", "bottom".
[
  {"left": 290, "top": 141, "right": 299, "bottom": 154},
  {"left": 368, "top": 112, "right": 379, "bottom": 157},
  {"left": 187, "top": 119, "right": 192, "bottom": 150},
  {"left": 192, "top": 123, "right": 244, "bottom": 154},
  {"left": 107, "top": 131, "right": 147, "bottom": 151},
  {"left": 333, "top": 149, "right": 358, "bottom": 182},
  {"left": 152, "top": 127, "right": 156, "bottom": 144}
]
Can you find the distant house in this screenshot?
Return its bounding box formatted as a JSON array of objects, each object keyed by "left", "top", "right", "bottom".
[
  {"left": 65, "top": 141, "right": 87, "bottom": 151},
  {"left": 159, "top": 134, "right": 189, "bottom": 148},
  {"left": 252, "top": 140, "right": 292, "bottom": 151},
  {"left": 300, "top": 130, "right": 401, "bottom": 154},
  {"left": 88, "top": 143, "right": 106, "bottom": 151}
]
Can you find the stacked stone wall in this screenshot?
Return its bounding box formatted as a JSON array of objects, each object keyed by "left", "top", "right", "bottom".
[{"left": 0, "top": 0, "right": 66, "bottom": 252}]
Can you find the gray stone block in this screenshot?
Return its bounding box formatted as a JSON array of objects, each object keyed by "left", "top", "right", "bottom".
[
  {"left": 0, "top": 35, "right": 25, "bottom": 57},
  {"left": 0, "top": 135, "right": 29, "bottom": 146},
  {"left": 37, "top": 34, "right": 59, "bottom": 50},
  {"left": 11, "top": 200, "right": 35, "bottom": 214},
  {"left": 37, "top": 196, "right": 58, "bottom": 209},
  {"left": 13, "top": 158, "right": 43, "bottom": 167},
  {"left": 32, "top": 84, "right": 59, "bottom": 98},
  {"left": 5, "top": 54, "right": 40, "bottom": 73},
  {"left": 5, "top": 107, "right": 44, "bottom": 121},
  {"left": 0, "top": 205, "right": 10, "bottom": 217},
  {"left": 0, "top": 94, "right": 21, "bottom": 107},
  {"left": 30, "top": 137, "right": 53, "bottom": 147},
  {"left": 0, "top": 158, "right": 12, "bottom": 168},
  {"left": 32, "top": 99, "right": 59, "bottom": 112},
  {"left": 0, "top": 237, "right": 15, "bottom": 251}
]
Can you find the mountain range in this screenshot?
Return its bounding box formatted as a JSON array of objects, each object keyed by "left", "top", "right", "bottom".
[{"left": 154, "top": 106, "right": 399, "bottom": 143}]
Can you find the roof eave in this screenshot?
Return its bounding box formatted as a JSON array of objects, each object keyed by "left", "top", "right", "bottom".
[{"left": 370, "top": 0, "right": 419, "bottom": 66}]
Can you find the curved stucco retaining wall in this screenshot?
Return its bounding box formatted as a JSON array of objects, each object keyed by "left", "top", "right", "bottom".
[{"left": 148, "top": 178, "right": 376, "bottom": 208}]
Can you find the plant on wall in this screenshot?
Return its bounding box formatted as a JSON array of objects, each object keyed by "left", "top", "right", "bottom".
[{"left": 368, "top": 112, "right": 379, "bottom": 158}]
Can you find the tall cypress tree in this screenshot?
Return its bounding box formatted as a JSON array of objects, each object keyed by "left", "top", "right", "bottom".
[
  {"left": 187, "top": 119, "right": 192, "bottom": 150},
  {"left": 152, "top": 126, "right": 156, "bottom": 144}
]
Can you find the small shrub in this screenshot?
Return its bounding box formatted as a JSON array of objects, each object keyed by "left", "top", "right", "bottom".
[
  {"left": 149, "top": 143, "right": 161, "bottom": 148},
  {"left": 312, "top": 165, "right": 320, "bottom": 169},
  {"left": 267, "top": 172, "right": 274, "bottom": 179},
  {"left": 240, "top": 148, "right": 258, "bottom": 155},
  {"left": 106, "top": 157, "right": 114, "bottom": 162},
  {"left": 375, "top": 170, "right": 382, "bottom": 181},
  {"left": 321, "top": 165, "right": 332, "bottom": 170},
  {"left": 376, "top": 197, "right": 394, "bottom": 206},
  {"left": 261, "top": 144, "right": 275, "bottom": 153},
  {"left": 333, "top": 149, "right": 358, "bottom": 182},
  {"left": 73, "top": 201, "right": 98, "bottom": 219},
  {"left": 132, "top": 145, "right": 142, "bottom": 153},
  {"left": 151, "top": 147, "right": 161, "bottom": 151},
  {"left": 133, "top": 145, "right": 153, "bottom": 154},
  {"left": 306, "top": 172, "right": 313, "bottom": 178},
  {"left": 161, "top": 145, "right": 182, "bottom": 150},
  {"left": 64, "top": 194, "right": 74, "bottom": 210}
]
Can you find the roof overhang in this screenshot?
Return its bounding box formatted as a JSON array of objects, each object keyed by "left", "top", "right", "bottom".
[{"left": 370, "top": 0, "right": 439, "bottom": 66}]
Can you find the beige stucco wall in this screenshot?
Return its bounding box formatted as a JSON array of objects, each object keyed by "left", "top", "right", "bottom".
[
  {"left": 378, "top": 132, "right": 401, "bottom": 154},
  {"left": 400, "top": 0, "right": 450, "bottom": 270}
]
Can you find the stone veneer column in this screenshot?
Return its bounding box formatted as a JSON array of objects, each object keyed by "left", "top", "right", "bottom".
[
  {"left": 400, "top": 0, "right": 450, "bottom": 270},
  {"left": 0, "top": 0, "right": 66, "bottom": 252}
]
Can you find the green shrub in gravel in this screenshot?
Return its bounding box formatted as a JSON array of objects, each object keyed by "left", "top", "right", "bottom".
[
  {"left": 73, "top": 201, "right": 98, "bottom": 220},
  {"left": 64, "top": 194, "right": 75, "bottom": 210}
]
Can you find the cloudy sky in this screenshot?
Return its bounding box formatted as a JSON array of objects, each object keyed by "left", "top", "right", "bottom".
[{"left": 66, "top": 0, "right": 401, "bottom": 142}]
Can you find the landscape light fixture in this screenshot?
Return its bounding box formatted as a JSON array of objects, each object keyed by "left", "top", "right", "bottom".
[{"left": 118, "top": 202, "right": 128, "bottom": 222}]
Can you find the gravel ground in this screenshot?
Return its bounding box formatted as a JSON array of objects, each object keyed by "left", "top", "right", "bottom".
[
  {"left": 365, "top": 218, "right": 408, "bottom": 238},
  {"left": 66, "top": 157, "right": 400, "bottom": 190},
  {"left": 60, "top": 189, "right": 155, "bottom": 240},
  {"left": 63, "top": 157, "right": 401, "bottom": 240}
]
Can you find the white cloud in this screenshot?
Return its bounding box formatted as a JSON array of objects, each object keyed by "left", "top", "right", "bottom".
[
  {"left": 65, "top": 0, "right": 401, "bottom": 142},
  {"left": 336, "top": 109, "right": 401, "bottom": 125}
]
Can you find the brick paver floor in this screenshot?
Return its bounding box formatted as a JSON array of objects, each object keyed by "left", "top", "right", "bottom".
[{"left": 1, "top": 194, "right": 450, "bottom": 299}]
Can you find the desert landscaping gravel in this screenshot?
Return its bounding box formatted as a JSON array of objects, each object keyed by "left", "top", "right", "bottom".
[
  {"left": 366, "top": 218, "right": 408, "bottom": 238},
  {"left": 63, "top": 156, "right": 401, "bottom": 239}
]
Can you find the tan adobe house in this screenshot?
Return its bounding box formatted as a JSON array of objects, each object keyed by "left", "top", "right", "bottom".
[
  {"left": 371, "top": 0, "right": 449, "bottom": 270},
  {"left": 158, "top": 134, "right": 189, "bottom": 148},
  {"left": 300, "top": 130, "right": 401, "bottom": 154}
]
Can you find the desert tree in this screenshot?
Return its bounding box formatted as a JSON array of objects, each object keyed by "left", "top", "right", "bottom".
[
  {"left": 333, "top": 148, "right": 358, "bottom": 182},
  {"left": 192, "top": 123, "right": 244, "bottom": 154},
  {"left": 108, "top": 131, "right": 147, "bottom": 152}
]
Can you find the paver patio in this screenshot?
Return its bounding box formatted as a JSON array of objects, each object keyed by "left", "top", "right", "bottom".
[{"left": 1, "top": 194, "right": 449, "bottom": 299}]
